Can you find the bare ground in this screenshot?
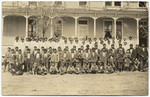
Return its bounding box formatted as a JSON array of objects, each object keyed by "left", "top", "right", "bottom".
[{"left": 2, "top": 71, "right": 148, "bottom": 95}]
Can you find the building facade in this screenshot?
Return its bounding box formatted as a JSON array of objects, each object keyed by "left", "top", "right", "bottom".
[{"left": 2, "top": 1, "right": 148, "bottom": 55}]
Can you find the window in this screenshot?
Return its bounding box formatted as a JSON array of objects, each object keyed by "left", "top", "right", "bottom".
[
  {"left": 116, "top": 21, "right": 122, "bottom": 39},
  {"left": 79, "top": 20, "right": 87, "bottom": 24},
  {"left": 29, "top": 1, "right": 37, "bottom": 6},
  {"left": 79, "top": 1, "right": 87, "bottom": 6},
  {"left": 104, "top": 21, "right": 112, "bottom": 38},
  {"left": 105, "top": 2, "right": 112, "bottom": 6},
  {"left": 28, "top": 18, "right": 36, "bottom": 37},
  {"left": 115, "top": 1, "right": 121, "bottom": 6},
  {"left": 139, "top": 2, "right": 146, "bottom": 7},
  {"left": 55, "top": 1, "right": 62, "bottom": 6}
]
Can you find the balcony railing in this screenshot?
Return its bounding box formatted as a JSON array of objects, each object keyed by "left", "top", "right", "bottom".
[{"left": 2, "top": 1, "right": 148, "bottom": 12}]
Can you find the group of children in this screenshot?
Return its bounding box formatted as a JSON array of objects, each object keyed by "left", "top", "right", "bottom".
[{"left": 3, "top": 35, "right": 148, "bottom": 75}]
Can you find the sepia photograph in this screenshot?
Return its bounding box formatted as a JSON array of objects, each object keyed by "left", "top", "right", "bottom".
[{"left": 1, "top": 1, "right": 149, "bottom": 95}]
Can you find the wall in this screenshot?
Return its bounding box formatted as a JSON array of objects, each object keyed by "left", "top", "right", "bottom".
[
  {"left": 63, "top": 17, "right": 75, "bottom": 38},
  {"left": 3, "top": 16, "right": 26, "bottom": 46},
  {"left": 65, "top": 1, "right": 79, "bottom": 8},
  {"left": 118, "top": 18, "right": 137, "bottom": 41}
]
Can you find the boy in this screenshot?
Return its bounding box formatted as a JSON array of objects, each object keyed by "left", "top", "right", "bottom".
[
  {"left": 37, "top": 61, "right": 47, "bottom": 75},
  {"left": 83, "top": 49, "right": 91, "bottom": 73},
  {"left": 50, "top": 49, "right": 59, "bottom": 74},
  {"left": 42, "top": 49, "right": 49, "bottom": 73},
  {"left": 123, "top": 50, "right": 132, "bottom": 71},
  {"left": 100, "top": 44, "right": 108, "bottom": 70},
  {"left": 116, "top": 49, "right": 124, "bottom": 72},
  {"left": 25, "top": 49, "right": 32, "bottom": 74},
  {"left": 16, "top": 49, "right": 24, "bottom": 69},
  {"left": 33, "top": 49, "right": 41, "bottom": 75},
  {"left": 59, "top": 60, "right": 67, "bottom": 75},
  {"left": 10, "top": 59, "right": 23, "bottom": 75},
  {"left": 63, "top": 48, "right": 70, "bottom": 69},
  {"left": 9, "top": 49, "right": 16, "bottom": 72},
  {"left": 105, "top": 62, "right": 114, "bottom": 74},
  {"left": 75, "top": 48, "right": 83, "bottom": 74},
  {"left": 3, "top": 47, "right": 11, "bottom": 72},
  {"left": 108, "top": 44, "right": 117, "bottom": 71},
  {"left": 90, "top": 48, "right": 98, "bottom": 73}
]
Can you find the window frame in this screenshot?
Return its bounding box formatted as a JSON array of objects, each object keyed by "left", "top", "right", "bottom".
[
  {"left": 114, "top": 1, "right": 121, "bottom": 6},
  {"left": 105, "top": 1, "right": 112, "bottom": 6},
  {"left": 28, "top": 1, "right": 37, "bottom": 6},
  {"left": 79, "top": 1, "right": 87, "bottom": 7},
  {"left": 139, "top": 1, "right": 146, "bottom": 7},
  {"left": 54, "top": 1, "right": 63, "bottom": 6}
]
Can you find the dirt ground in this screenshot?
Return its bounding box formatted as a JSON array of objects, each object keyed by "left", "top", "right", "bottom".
[{"left": 2, "top": 71, "right": 148, "bottom": 95}]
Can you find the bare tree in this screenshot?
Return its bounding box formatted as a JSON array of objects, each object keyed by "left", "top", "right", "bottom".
[{"left": 16, "top": 1, "right": 66, "bottom": 38}]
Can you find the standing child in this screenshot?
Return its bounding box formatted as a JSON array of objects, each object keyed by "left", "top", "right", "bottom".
[
  {"left": 42, "top": 49, "right": 49, "bottom": 73},
  {"left": 33, "top": 49, "right": 41, "bottom": 75},
  {"left": 50, "top": 49, "right": 59, "bottom": 74},
  {"left": 25, "top": 49, "right": 32, "bottom": 74},
  {"left": 90, "top": 48, "right": 98, "bottom": 74},
  {"left": 123, "top": 50, "right": 132, "bottom": 71},
  {"left": 100, "top": 44, "right": 108, "bottom": 70},
  {"left": 3, "top": 47, "right": 11, "bottom": 72},
  {"left": 83, "top": 49, "right": 91, "bottom": 73}
]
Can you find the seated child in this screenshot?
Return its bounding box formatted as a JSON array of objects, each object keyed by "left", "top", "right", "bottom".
[
  {"left": 37, "top": 61, "right": 47, "bottom": 75},
  {"left": 91, "top": 63, "right": 98, "bottom": 74},
  {"left": 59, "top": 60, "right": 67, "bottom": 75},
  {"left": 105, "top": 62, "right": 114, "bottom": 74},
  {"left": 50, "top": 62, "right": 58, "bottom": 74},
  {"left": 10, "top": 60, "right": 23, "bottom": 75}
]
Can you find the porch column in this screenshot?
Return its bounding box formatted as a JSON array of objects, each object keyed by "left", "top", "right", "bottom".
[
  {"left": 2, "top": 16, "right": 5, "bottom": 37},
  {"left": 75, "top": 17, "right": 78, "bottom": 37},
  {"left": 136, "top": 18, "right": 140, "bottom": 45},
  {"left": 25, "top": 16, "right": 29, "bottom": 38},
  {"left": 93, "top": 17, "right": 97, "bottom": 38},
  {"left": 50, "top": 18, "right": 53, "bottom": 38},
  {"left": 113, "top": 18, "right": 118, "bottom": 48}
]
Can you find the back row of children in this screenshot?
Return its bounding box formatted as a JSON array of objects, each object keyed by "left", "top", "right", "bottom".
[{"left": 3, "top": 36, "right": 148, "bottom": 75}]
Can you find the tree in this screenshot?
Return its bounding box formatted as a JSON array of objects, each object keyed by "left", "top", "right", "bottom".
[{"left": 17, "top": 1, "right": 65, "bottom": 38}]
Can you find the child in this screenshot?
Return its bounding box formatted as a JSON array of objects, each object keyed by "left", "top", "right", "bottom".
[
  {"left": 105, "top": 62, "right": 114, "bottom": 74},
  {"left": 67, "top": 63, "right": 75, "bottom": 74},
  {"left": 25, "top": 49, "right": 32, "bottom": 74},
  {"left": 37, "top": 61, "right": 47, "bottom": 75},
  {"left": 83, "top": 49, "right": 91, "bottom": 73},
  {"left": 90, "top": 48, "right": 98, "bottom": 73},
  {"left": 9, "top": 49, "right": 16, "bottom": 72},
  {"left": 123, "top": 50, "right": 132, "bottom": 71},
  {"left": 10, "top": 59, "right": 23, "bottom": 75},
  {"left": 16, "top": 49, "right": 24, "bottom": 69},
  {"left": 33, "top": 49, "right": 41, "bottom": 75},
  {"left": 116, "top": 49, "right": 124, "bottom": 72},
  {"left": 42, "top": 49, "right": 49, "bottom": 73},
  {"left": 59, "top": 60, "right": 67, "bottom": 75},
  {"left": 63, "top": 48, "right": 70, "bottom": 69},
  {"left": 50, "top": 49, "right": 59, "bottom": 74},
  {"left": 91, "top": 63, "right": 98, "bottom": 74},
  {"left": 100, "top": 44, "right": 108, "bottom": 70},
  {"left": 3, "top": 47, "right": 11, "bottom": 72},
  {"left": 98, "top": 61, "right": 104, "bottom": 73}
]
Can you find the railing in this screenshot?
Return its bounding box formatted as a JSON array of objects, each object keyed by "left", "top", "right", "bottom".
[{"left": 2, "top": 2, "right": 148, "bottom": 12}]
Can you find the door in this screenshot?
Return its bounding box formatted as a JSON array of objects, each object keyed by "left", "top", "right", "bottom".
[
  {"left": 78, "top": 20, "right": 88, "bottom": 38},
  {"left": 104, "top": 21, "right": 112, "bottom": 39}
]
